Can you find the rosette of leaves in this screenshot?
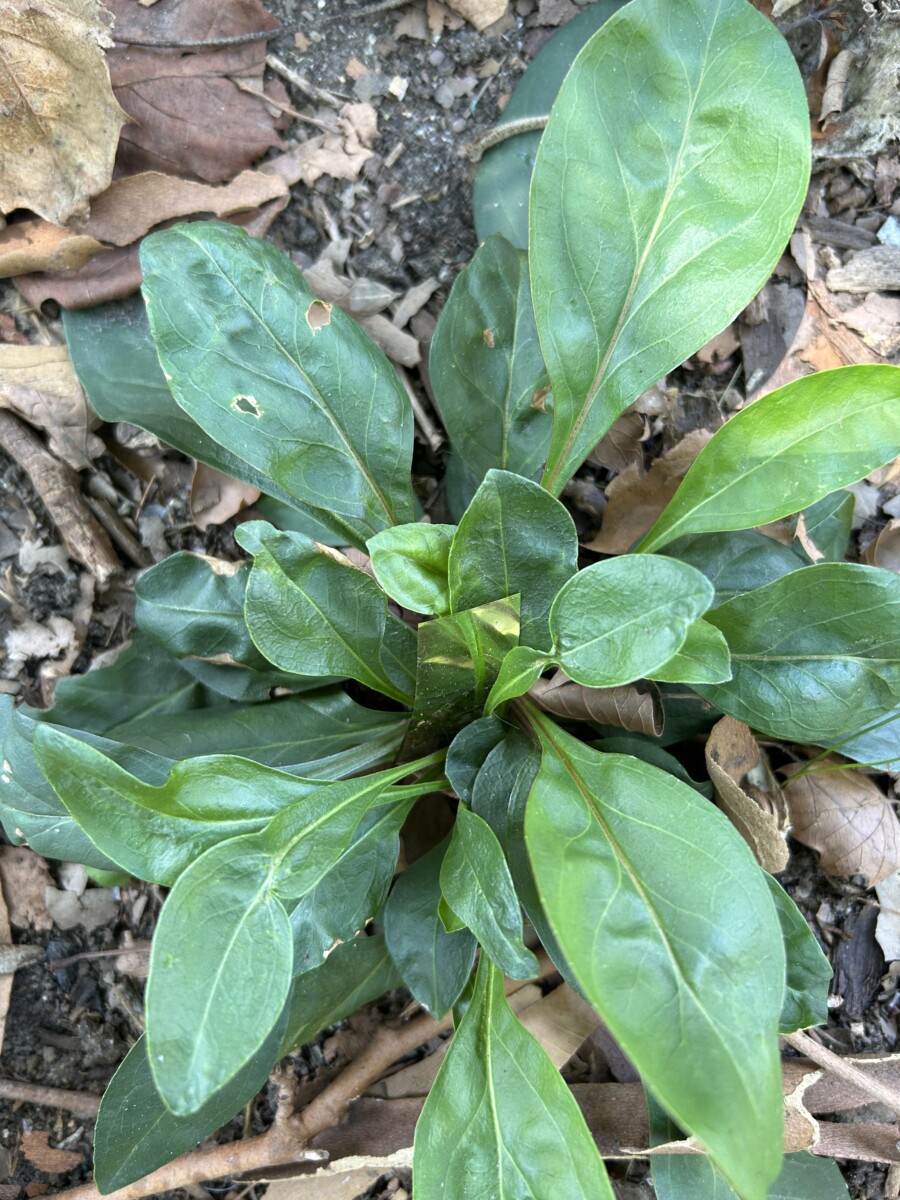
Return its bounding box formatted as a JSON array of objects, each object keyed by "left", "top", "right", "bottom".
[{"left": 4, "top": 1, "right": 899, "bottom": 1198}]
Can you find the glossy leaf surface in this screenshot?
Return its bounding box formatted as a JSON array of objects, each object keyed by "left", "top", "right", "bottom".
[
  {"left": 485, "top": 646, "right": 548, "bottom": 713},
  {"left": 531, "top": 0, "right": 810, "bottom": 493},
  {"left": 367, "top": 523, "right": 455, "bottom": 615},
  {"left": 524, "top": 715, "right": 784, "bottom": 1199},
  {"left": 445, "top": 715, "right": 507, "bottom": 805},
  {"left": 141, "top": 222, "right": 416, "bottom": 542},
  {"left": 663, "top": 531, "right": 806, "bottom": 604},
  {"left": 647, "top": 619, "right": 732, "bottom": 684},
  {"left": 448, "top": 469, "right": 577, "bottom": 650},
  {"left": 548, "top": 556, "right": 714, "bottom": 686},
  {"left": 766, "top": 876, "right": 831, "bottom": 1034},
  {"left": 413, "top": 956, "right": 613, "bottom": 1199},
  {"left": 640, "top": 366, "right": 900, "bottom": 551},
  {"left": 239, "top": 523, "right": 417, "bottom": 704},
  {"left": 430, "top": 238, "right": 551, "bottom": 514},
  {"left": 699, "top": 564, "right": 900, "bottom": 742},
  {"left": 440, "top": 806, "right": 537, "bottom": 979}
]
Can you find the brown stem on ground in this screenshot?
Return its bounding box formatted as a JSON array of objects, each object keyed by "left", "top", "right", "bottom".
[
  {"left": 785, "top": 1029, "right": 900, "bottom": 1117},
  {"left": 0, "top": 1078, "right": 100, "bottom": 1119}
]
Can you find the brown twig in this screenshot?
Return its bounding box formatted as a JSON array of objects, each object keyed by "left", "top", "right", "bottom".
[
  {"left": 785, "top": 1029, "right": 900, "bottom": 1117},
  {"left": 264, "top": 55, "right": 345, "bottom": 108},
  {"left": 0, "top": 1078, "right": 100, "bottom": 1119}
]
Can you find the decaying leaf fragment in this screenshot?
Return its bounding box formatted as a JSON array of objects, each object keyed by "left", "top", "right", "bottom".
[
  {"left": 782, "top": 759, "right": 900, "bottom": 886},
  {"left": 0, "top": 344, "right": 103, "bottom": 469},
  {"left": 529, "top": 671, "right": 663, "bottom": 737},
  {"left": 705, "top": 716, "right": 789, "bottom": 872},
  {"left": 0, "top": 0, "right": 128, "bottom": 225}
]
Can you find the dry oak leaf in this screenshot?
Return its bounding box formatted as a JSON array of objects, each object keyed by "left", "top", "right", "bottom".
[
  {"left": 705, "top": 716, "right": 788, "bottom": 873},
  {"left": 782, "top": 759, "right": 900, "bottom": 886},
  {"left": 0, "top": 344, "right": 103, "bottom": 469},
  {"left": 0, "top": 219, "right": 104, "bottom": 278},
  {"left": 0, "top": 0, "right": 128, "bottom": 225}
]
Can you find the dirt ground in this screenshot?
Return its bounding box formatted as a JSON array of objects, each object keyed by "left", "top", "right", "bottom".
[{"left": 1, "top": 1, "right": 900, "bottom": 1198}]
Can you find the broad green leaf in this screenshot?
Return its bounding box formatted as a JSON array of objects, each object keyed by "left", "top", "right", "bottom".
[
  {"left": 280, "top": 934, "right": 402, "bottom": 1055},
  {"left": 548, "top": 556, "right": 714, "bottom": 687},
  {"left": 141, "top": 222, "right": 417, "bottom": 543},
  {"left": 413, "top": 955, "right": 613, "bottom": 1199},
  {"left": 239, "top": 523, "right": 417, "bottom": 704},
  {"left": 405, "top": 596, "right": 520, "bottom": 753},
  {"left": 472, "top": 1, "right": 626, "bottom": 247},
  {"left": 794, "top": 491, "right": 854, "bottom": 564},
  {"left": 290, "top": 796, "right": 416, "bottom": 973},
  {"left": 445, "top": 715, "right": 507, "bottom": 804},
  {"left": 448, "top": 470, "right": 577, "bottom": 650},
  {"left": 524, "top": 714, "right": 784, "bottom": 1200},
  {"left": 430, "top": 239, "right": 551, "bottom": 515},
  {"left": 648, "top": 619, "right": 731, "bottom": 684},
  {"left": 440, "top": 806, "right": 537, "bottom": 980},
  {"left": 63, "top": 296, "right": 354, "bottom": 547},
  {"left": 94, "top": 1016, "right": 285, "bottom": 1193},
  {"left": 663, "top": 531, "right": 806, "bottom": 604},
  {"left": 484, "top": 646, "right": 548, "bottom": 713},
  {"left": 823, "top": 707, "right": 900, "bottom": 773},
  {"left": 766, "top": 876, "right": 831, "bottom": 1034},
  {"left": 592, "top": 735, "right": 712, "bottom": 798},
  {"left": 532, "top": 0, "right": 810, "bottom": 494},
  {"left": 367, "top": 523, "right": 455, "bottom": 615},
  {"left": 384, "top": 836, "right": 477, "bottom": 1017},
  {"left": 33, "top": 726, "right": 323, "bottom": 886},
  {"left": 640, "top": 366, "right": 900, "bottom": 552},
  {"left": 767, "top": 1155, "right": 851, "bottom": 1200},
  {"left": 146, "top": 839, "right": 292, "bottom": 1114},
  {"left": 698, "top": 564, "right": 900, "bottom": 742}
]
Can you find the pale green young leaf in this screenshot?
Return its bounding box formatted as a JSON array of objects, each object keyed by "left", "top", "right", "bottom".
[
  {"left": 640, "top": 366, "right": 900, "bottom": 552},
  {"left": 367, "top": 523, "right": 456, "bottom": 615},
  {"left": 524, "top": 715, "right": 784, "bottom": 1200},
  {"left": 484, "top": 646, "right": 548, "bottom": 714},
  {"left": 413, "top": 956, "right": 613, "bottom": 1199},
  {"left": 531, "top": 0, "right": 810, "bottom": 493},
  {"left": 647, "top": 619, "right": 731, "bottom": 684},
  {"left": 698, "top": 564, "right": 900, "bottom": 742},
  {"left": 440, "top": 806, "right": 537, "bottom": 980}
]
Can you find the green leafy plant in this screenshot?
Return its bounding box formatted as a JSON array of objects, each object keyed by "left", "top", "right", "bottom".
[{"left": 3, "top": 1, "right": 898, "bottom": 1197}]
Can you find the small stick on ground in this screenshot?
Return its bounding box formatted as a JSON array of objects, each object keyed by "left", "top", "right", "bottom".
[
  {"left": 785, "top": 1028, "right": 900, "bottom": 1117},
  {"left": 0, "top": 1078, "right": 100, "bottom": 1119},
  {"left": 265, "top": 55, "right": 345, "bottom": 108}
]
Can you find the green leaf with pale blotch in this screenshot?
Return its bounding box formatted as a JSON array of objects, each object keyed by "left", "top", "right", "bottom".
[
  {"left": 440, "top": 806, "right": 537, "bottom": 979},
  {"left": 448, "top": 470, "right": 577, "bottom": 650},
  {"left": 548, "top": 556, "right": 714, "bottom": 687},
  {"left": 484, "top": 646, "right": 548, "bottom": 713},
  {"left": 384, "top": 836, "right": 476, "bottom": 1017},
  {"left": 405, "top": 596, "right": 520, "bottom": 754},
  {"left": 430, "top": 239, "right": 552, "bottom": 515},
  {"left": 794, "top": 491, "right": 854, "bottom": 564},
  {"left": 239, "top": 523, "right": 417, "bottom": 704},
  {"left": 648, "top": 619, "right": 731, "bottom": 684},
  {"left": 697, "top": 563, "right": 900, "bottom": 742},
  {"left": 639, "top": 366, "right": 900, "bottom": 552},
  {"left": 524, "top": 714, "right": 784, "bottom": 1200},
  {"left": 663, "top": 531, "right": 806, "bottom": 604},
  {"left": 63, "top": 296, "right": 354, "bottom": 548},
  {"left": 94, "top": 1015, "right": 285, "bottom": 1193},
  {"left": 413, "top": 955, "right": 613, "bottom": 1199},
  {"left": 367, "top": 523, "right": 455, "bottom": 615},
  {"left": 531, "top": 0, "right": 810, "bottom": 494},
  {"left": 146, "top": 839, "right": 292, "bottom": 1115},
  {"left": 766, "top": 876, "right": 831, "bottom": 1034},
  {"left": 281, "top": 934, "right": 402, "bottom": 1054},
  {"left": 141, "top": 223, "right": 416, "bottom": 544}
]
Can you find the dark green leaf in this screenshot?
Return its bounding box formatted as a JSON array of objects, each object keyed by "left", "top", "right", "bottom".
[
  {"left": 384, "top": 836, "right": 476, "bottom": 1017},
  {"left": 448, "top": 470, "right": 577, "bottom": 650},
  {"left": 281, "top": 934, "right": 402, "bottom": 1054},
  {"left": 766, "top": 876, "right": 831, "bottom": 1034},
  {"left": 430, "top": 239, "right": 551, "bottom": 515},
  {"left": 440, "top": 806, "right": 537, "bottom": 979},
  {"left": 524, "top": 715, "right": 784, "bottom": 1200},
  {"left": 445, "top": 715, "right": 507, "bottom": 804},
  {"left": 94, "top": 1016, "right": 285, "bottom": 1193},
  {"left": 413, "top": 955, "right": 613, "bottom": 1199},
  {"left": 794, "top": 491, "right": 854, "bottom": 564},
  {"left": 663, "top": 531, "right": 807, "bottom": 604},
  {"left": 531, "top": 0, "right": 810, "bottom": 494},
  {"left": 141, "top": 222, "right": 417, "bottom": 543},
  {"left": 698, "top": 564, "right": 900, "bottom": 742},
  {"left": 367, "top": 523, "right": 455, "bottom": 615},
  {"left": 239, "top": 523, "right": 417, "bottom": 704},
  {"left": 640, "top": 366, "right": 900, "bottom": 552},
  {"left": 592, "top": 735, "right": 712, "bottom": 798},
  {"left": 648, "top": 619, "right": 732, "bottom": 685},
  {"left": 824, "top": 707, "right": 900, "bottom": 773},
  {"left": 146, "top": 839, "right": 293, "bottom": 1115},
  {"left": 472, "top": 2, "right": 627, "bottom": 247},
  {"left": 548, "top": 556, "right": 714, "bottom": 687}
]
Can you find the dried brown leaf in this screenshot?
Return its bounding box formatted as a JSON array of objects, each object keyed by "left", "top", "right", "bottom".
[
  {"left": 587, "top": 410, "right": 646, "bottom": 474},
  {"left": 44, "top": 885, "right": 118, "bottom": 931},
  {"left": 0, "top": 846, "right": 54, "bottom": 932},
  {"left": 695, "top": 325, "right": 740, "bottom": 364},
  {"left": 278, "top": 103, "right": 378, "bottom": 187},
  {"left": 585, "top": 429, "right": 712, "bottom": 555},
  {"left": 782, "top": 759, "right": 900, "bottom": 885},
  {"left": 705, "top": 716, "right": 788, "bottom": 872},
  {"left": 516, "top": 983, "right": 598, "bottom": 1069},
  {"left": 529, "top": 672, "right": 663, "bottom": 737},
  {"left": 864, "top": 519, "right": 900, "bottom": 574},
  {"left": 21, "top": 1131, "right": 82, "bottom": 1175},
  {"left": 190, "top": 463, "right": 260, "bottom": 529},
  {"left": 0, "top": 345, "right": 103, "bottom": 469},
  {"left": 0, "top": 220, "right": 105, "bottom": 279},
  {"left": 106, "top": 0, "right": 280, "bottom": 43},
  {"left": 0, "top": 0, "right": 128, "bottom": 225}
]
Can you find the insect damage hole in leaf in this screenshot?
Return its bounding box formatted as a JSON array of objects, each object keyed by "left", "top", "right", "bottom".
[
  {"left": 306, "top": 300, "right": 333, "bottom": 332},
  {"left": 232, "top": 395, "right": 262, "bottom": 418}
]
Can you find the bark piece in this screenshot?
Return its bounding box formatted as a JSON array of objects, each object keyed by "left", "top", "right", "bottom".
[{"left": 826, "top": 246, "right": 900, "bottom": 294}]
